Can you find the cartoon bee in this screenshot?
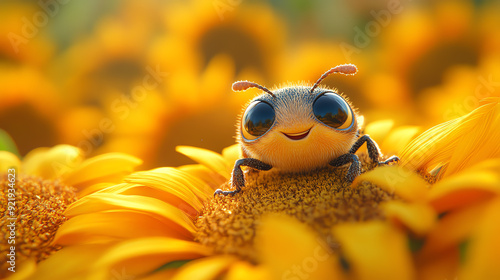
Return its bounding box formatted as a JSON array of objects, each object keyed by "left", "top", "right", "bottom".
[{"left": 215, "top": 64, "right": 399, "bottom": 196}]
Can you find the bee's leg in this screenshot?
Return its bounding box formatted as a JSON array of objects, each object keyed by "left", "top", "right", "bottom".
[
  {"left": 214, "top": 158, "right": 272, "bottom": 196},
  {"left": 349, "top": 135, "right": 380, "bottom": 162},
  {"left": 329, "top": 153, "right": 361, "bottom": 184},
  {"left": 380, "top": 156, "right": 400, "bottom": 165},
  {"left": 349, "top": 135, "right": 400, "bottom": 165}
]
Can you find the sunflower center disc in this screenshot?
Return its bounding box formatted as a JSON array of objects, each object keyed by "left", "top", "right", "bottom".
[
  {"left": 195, "top": 154, "right": 397, "bottom": 261},
  {"left": 0, "top": 174, "right": 77, "bottom": 272}
]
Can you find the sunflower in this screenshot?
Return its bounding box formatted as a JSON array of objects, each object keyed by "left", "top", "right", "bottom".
[
  {"left": 0, "top": 65, "right": 63, "bottom": 157},
  {"left": 17, "top": 97, "right": 499, "bottom": 279},
  {"left": 398, "top": 97, "right": 500, "bottom": 279},
  {"left": 0, "top": 144, "right": 142, "bottom": 279},
  {"left": 275, "top": 42, "right": 370, "bottom": 110},
  {"left": 0, "top": 2, "right": 54, "bottom": 67},
  {"left": 150, "top": 0, "right": 285, "bottom": 82},
  {"left": 110, "top": 0, "right": 287, "bottom": 169},
  {"left": 370, "top": 0, "right": 500, "bottom": 125},
  {"left": 39, "top": 1, "right": 170, "bottom": 167},
  {"left": 60, "top": 1, "right": 286, "bottom": 169},
  {"left": 0, "top": 4, "right": 61, "bottom": 156},
  {"left": 98, "top": 54, "right": 238, "bottom": 170},
  {"left": 376, "top": 0, "right": 477, "bottom": 92},
  {"left": 417, "top": 56, "right": 500, "bottom": 125},
  {"left": 49, "top": 0, "right": 161, "bottom": 108}
]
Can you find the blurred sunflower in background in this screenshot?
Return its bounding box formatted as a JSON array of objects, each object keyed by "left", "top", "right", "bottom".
[
  {"left": 367, "top": 0, "right": 500, "bottom": 125},
  {"left": 1, "top": 0, "right": 500, "bottom": 279}
]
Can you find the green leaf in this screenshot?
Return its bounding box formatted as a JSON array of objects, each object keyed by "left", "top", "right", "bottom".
[
  {"left": 154, "top": 259, "right": 192, "bottom": 272},
  {"left": 408, "top": 237, "right": 425, "bottom": 252},
  {"left": 0, "top": 129, "right": 19, "bottom": 156},
  {"left": 459, "top": 240, "right": 469, "bottom": 264},
  {"left": 339, "top": 255, "right": 350, "bottom": 272}
]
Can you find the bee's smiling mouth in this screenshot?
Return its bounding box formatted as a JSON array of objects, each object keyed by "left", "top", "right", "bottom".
[{"left": 282, "top": 128, "right": 312, "bottom": 140}]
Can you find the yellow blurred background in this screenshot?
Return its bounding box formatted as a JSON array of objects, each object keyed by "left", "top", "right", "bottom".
[{"left": 0, "top": 0, "right": 499, "bottom": 169}]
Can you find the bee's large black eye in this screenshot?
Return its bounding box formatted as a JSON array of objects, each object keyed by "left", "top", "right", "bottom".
[
  {"left": 241, "top": 101, "right": 275, "bottom": 140},
  {"left": 313, "top": 92, "right": 353, "bottom": 130}
]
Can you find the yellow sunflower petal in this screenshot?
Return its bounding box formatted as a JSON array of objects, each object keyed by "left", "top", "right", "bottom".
[
  {"left": 71, "top": 172, "right": 133, "bottom": 191},
  {"left": 176, "top": 146, "right": 231, "bottom": 178},
  {"left": 332, "top": 221, "right": 415, "bottom": 280},
  {"left": 221, "top": 144, "right": 241, "bottom": 168},
  {"left": 464, "top": 157, "right": 500, "bottom": 173},
  {"left": 137, "top": 269, "right": 177, "bottom": 280},
  {"left": 91, "top": 182, "right": 135, "bottom": 194},
  {"left": 255, "top": 214, "right": 344, "bottom": 280},
  {"left": 171, "top": 255, "right": 238, "bottom": 280},
  {"left": 8, "top": 258, "right": 36, "bottom": 280},
  {"left": 223, "top": 262, "right": 272, "bottom": 280},
  {"left": 22, "top": 145, "right": 84, "bottom": 180},
  {"left": 419, "top": 200, "right": 488, "bottom": 260},
  {"left": 63, "top": 153, "right": 142, "bottom": 188},
  {"left": 417, "top": 249, "right": 459, "bottom": 280},
  {"left": 352, "top": 166, "right": 429, "bottom": 202},
  {"left": 355, "top": 119, "right": 394, "bottom": 154},
  {"left": 381, "top": 126, "right": 421, "bottom": 155},
  {"left": 381, "top": 200, "right": 436, "bottom": 236},
  {"left": 364, "top": 119, "right": 394, "bottom": 144},
  {"left": 401, "top": 97, "right": 500, "bottom": 178},
  {"left": 460, "top": 197, "right": 500, "bottom": 280},
  {"left": 126, "top": 167, "right": 210, "bottom": 206},
  {"left": 98, "top": 183, "right": 200, "bottom": 218},
  {"left": 0, "top": 151, "right": 20, "bottom": 172},
  {"left": 77, "top": 182, "right": 116, "bottom": 197},
  {"left": 25, "top": 244, "right": 113, "bottom": 280},
  {"left": 178, "top": 164, "right": 226, "bottom": 190},
  {"left": 90, "top": 237, "right": 213, "bottom": 279},
  {"left": 53, "top": 211, "right": 190, "bottom": 246},
  {"left": 429, "top": 158, "right": 500, "bottom": 212},
  {"left": 64, "top": 193, "right": 195, "bottom": 236}
]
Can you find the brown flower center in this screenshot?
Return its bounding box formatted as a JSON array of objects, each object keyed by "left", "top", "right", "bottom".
[
  {"left": 0, "top": 173, "right": 77, "bottom": 275},
  {"left": 195, "top": 154, "right": 397, "bottom": 261}
]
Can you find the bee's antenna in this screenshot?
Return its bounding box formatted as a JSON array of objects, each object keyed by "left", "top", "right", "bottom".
[
  {"left": 310, "top": 64, "right": 358, "bottom": 93},
  {"left": 232, "top": 81, "right": 275, "bottom": 97}
]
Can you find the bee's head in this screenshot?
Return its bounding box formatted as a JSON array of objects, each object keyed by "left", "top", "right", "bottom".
[{"left": 234, "top": 64, "right": 361, "bottom": 172}]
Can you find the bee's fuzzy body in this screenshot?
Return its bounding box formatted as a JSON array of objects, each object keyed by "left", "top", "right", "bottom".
[
  {"left": 214, "top": 64, "right": 399, "bottom": 196},
  {"left": 237, "top": 85, "right": 360, "bottom": 172}
]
